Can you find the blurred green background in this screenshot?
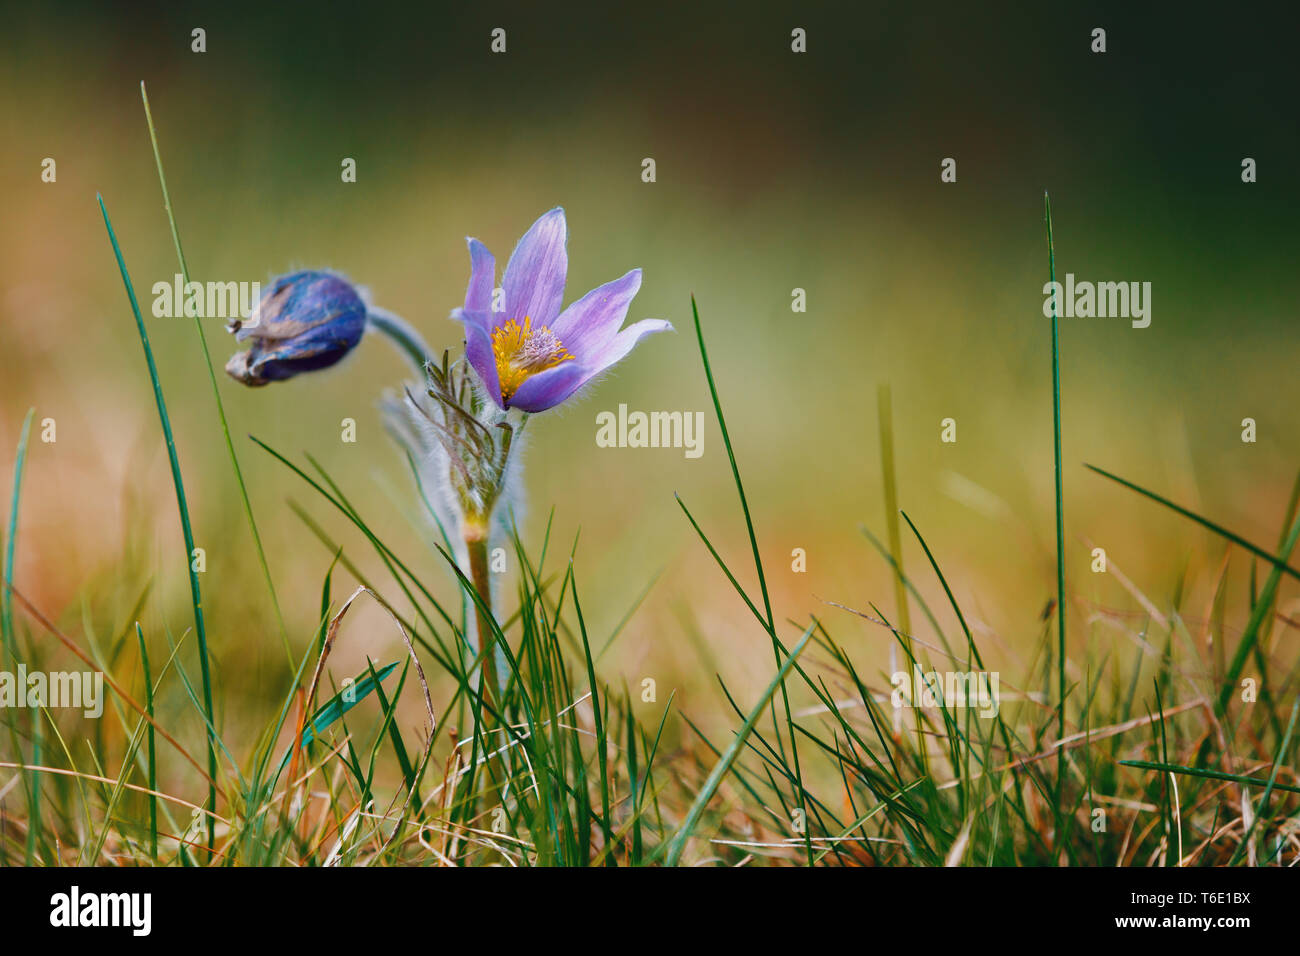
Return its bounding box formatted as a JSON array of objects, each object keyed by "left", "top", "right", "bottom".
[{"left": 2, "top": 2, "right": 1297, "bottom": 746}]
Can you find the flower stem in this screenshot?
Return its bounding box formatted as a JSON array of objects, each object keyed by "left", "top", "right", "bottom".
[
  {"left": 464, "top": 529, "right": 500, "bottom": 719},
  {"left": 367, "top": 306, "right": 433, "bottom": 375}
]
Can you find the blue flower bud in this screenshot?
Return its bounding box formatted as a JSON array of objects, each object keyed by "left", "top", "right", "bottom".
[{"left": 224, "top": 271, "right": 367, "bottom": 386}]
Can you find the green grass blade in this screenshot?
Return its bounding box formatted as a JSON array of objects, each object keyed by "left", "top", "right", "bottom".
[
  {"left": 690, "top": 295, "right": 774, "bottom": 632},
  {"left": 663, "top": 623, "right": 814, "bottom": 866},
  {"left": 270, "top": 660, "right": 403, "bottom": 781},
  {"left": 877, "top": 385, "right": 912, "bottom": 643},
  {"left": 1119, "top": 759, "right": 1300, "bottom": 796},
  {"left": 298, "top": 661, "right": 401, "bottom": 748},
  {"left": 25, "top": 718, "right": 42, "bottom": 864},
  {"left": 571, "top": 571, "right": 614, "bottom": 863},
  {"left": 1045, "top": 195, "right": 1066, "bottom": 853},
  {"left": 1085, "top": 462, "right": 1300, "bottom": 583},
  {"left": 1044, "top": 192, "right": 1068, "bottom": 804},
  {"left": 2, "top": 407, "right": 34, "bottom": 666},
  {"left": 136, "top": 622, "right": 158, "bottom": 862},
  {"left": 689, "top": 294, "right": 811, "bottom": 863},
  {"left": 4, "top": 409, "right": 37, "bottom": 863},
  {"left": 899, "top": 511, "right": 983, "bottom": 670},
  {"left": 1218, "top": 510, "right": 1300, "bottom": 714},
  {"left": 98, "top": 193, "right": 218, "bottom": 858},
  {"left": 878, "top": 385, "right": 925, "bottom": 773},
  {"left": 1230, "top": 697, "right": 1299, "bottom": 864},
  {"left": 140, "top": 83, "right": 294, "bottom": 669}
]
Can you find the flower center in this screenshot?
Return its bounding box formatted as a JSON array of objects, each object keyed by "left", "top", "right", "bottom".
[{"left": 492, "top": 317, "right": 574, "bottom": 403}]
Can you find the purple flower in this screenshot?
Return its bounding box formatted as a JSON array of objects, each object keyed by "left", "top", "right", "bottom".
[
  {"left": 451, "top": 208, "right": 671, "bottom": 413},
  {"left": 225, "top": 271, "right": 367, "bottom": 386}
]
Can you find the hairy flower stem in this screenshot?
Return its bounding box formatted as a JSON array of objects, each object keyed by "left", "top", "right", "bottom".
[
  {"left": 366, "top": 306, "right": 433, "bottom": 375},
  {"left": 464, "top": 527, "right": 500, "bottom": 727}
]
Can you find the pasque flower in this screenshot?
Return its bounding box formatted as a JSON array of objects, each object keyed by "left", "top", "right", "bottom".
[
  {"left": 228, "top": 211, "right": 668, "bottom": 712},
  {"left": 225, "top": 271, "right": 368, "bottom": 386},
  {"left": 452, "top": 207, "right": 671, "bottom": 412}
]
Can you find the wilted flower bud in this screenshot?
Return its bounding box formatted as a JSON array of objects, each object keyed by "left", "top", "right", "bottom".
[{"left": 225, "top": 271, "right": 366, "bottom": 386}]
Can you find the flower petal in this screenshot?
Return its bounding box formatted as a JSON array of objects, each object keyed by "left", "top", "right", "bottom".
[
  {"left": 507, "top": 316, "right": 672, "bottom": 412},
  {"left": 585, "top": 318, "right": 674, "bottom": 373},
  {"left": 504, "top": 361, "right": 589, "bottom": 413},
  {"left": 454, "top": 307, "right": 494, "bottom": 339},
  {"left": 463, "top": 318, "right": 504, "bottom": 407},
  {"left": 550, "top": 269, "right": 642, "bottom": 355},
  {"left": 463, "top": 238, "right": 496, "bottom": 317},
  {"left": 502, "top": 207, "right": 567, "bottom": 327}
]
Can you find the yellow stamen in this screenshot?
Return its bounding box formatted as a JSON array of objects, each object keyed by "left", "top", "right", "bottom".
[{"left": 492, "top": 317, "right": 574, "bottom": 402}]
